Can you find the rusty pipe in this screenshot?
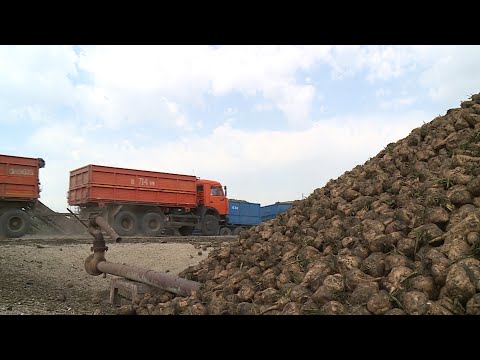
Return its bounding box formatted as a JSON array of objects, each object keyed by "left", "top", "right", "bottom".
[
  {"left": 97, "top": 261, "right": 200, "bottom": 297},
  {"left": 91, "top": 216, "right": 122, "bottom": 243},
  {"left": 85, "top": 216, "right": 200, "bottom": 297},
  {"left": 85, "top": 255, "right": 200, "bottom": 296},
  {"left": 85, "top": 250, "right": 107, "bottom": 276},
  {"left": 84, "top": 252, "right": 200, "bottom": 296},
  {"left": 85, "top": 222, "right": 108, "bottom": 276}
]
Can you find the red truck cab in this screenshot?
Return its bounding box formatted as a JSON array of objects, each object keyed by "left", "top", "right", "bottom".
[
  {"left": 195, "top": 179, "right": 229, "bottom": 235},
  {"left": 196, "top": 179, "right": 228, "bottom": 216}
]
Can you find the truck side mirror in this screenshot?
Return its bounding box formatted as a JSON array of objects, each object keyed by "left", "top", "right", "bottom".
[{"left": 224, "top": 186, "right": 227, "bottom": 196}]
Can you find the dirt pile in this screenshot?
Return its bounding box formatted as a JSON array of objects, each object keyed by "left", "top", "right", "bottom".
[{"left": 131, "top": 93, "right": 480, "bottom": 315}]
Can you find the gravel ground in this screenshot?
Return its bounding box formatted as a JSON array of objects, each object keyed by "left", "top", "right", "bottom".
[{"left": 0, "top": 236, "right": 233, "bottom": 315}]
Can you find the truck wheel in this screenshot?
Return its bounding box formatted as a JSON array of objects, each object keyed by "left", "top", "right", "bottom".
[
  {"left": 113, "top": 210, "right": 137, "bottom": 236},
  {"left": 179, "top": 226, "right": 195, "bottom": 236},
  {"left": 219, "top": 227, "right": 232, "bottom": 236},
  {"left": 201, "top": 214, "right": 219, "bottom": 236},
  {"left": 0, "top": 209, "right": 31, "bottom": 238},
  {"left": 141, "top": 213, "right": 165, "bottom": 237},
  {"left": 233, "top": 227, "right": 245, "bottom": 236}
]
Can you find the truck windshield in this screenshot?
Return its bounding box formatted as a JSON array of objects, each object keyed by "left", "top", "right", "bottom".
[{"left": 210, "top": 186, "right": 223, "bottom": 196}]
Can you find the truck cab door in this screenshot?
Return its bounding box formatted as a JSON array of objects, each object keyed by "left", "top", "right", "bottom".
[{"left": 206, "top": 184, "right": 228, "bottom": 215}]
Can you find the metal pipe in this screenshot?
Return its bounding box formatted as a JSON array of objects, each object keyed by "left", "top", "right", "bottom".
[
  {"left": 85, "top": 216, "right": 109, "bottom": 276},
  {"left": 84, "top": 215, "right": 200, "bottom": 297},
  {"left": 93, "top": 216, "right": 122, "bottom": 243},
  {"left": 97, "top": 261, "right": 200, "bottom": 297},
  {"left": 85, "top": 250, "right": 106, "bottom": 276}
]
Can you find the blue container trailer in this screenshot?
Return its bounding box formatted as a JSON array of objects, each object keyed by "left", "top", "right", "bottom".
[
  {"left": 218, "top": 199, "right": 293, "bottom": 236},
  {"left": 228, "top": 200, "right": 261, "bottom": 226},
  {"left": 219, "top": 199, "right": 261, "bottom": 235},
  {"left": 260, "top": 202, "right": 293, "bottom": 222}
]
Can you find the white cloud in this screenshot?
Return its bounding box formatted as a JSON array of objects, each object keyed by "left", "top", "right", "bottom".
[
  {"left": 416, "top": 46, "right": 480, "bottom": 105},
  {"left": 380, "top": 96, "right": 417, "bottom": 109},
  {"left": 367, "top": 46, "right": 480, "bottom": 110},
  {"left": 325, "top": 45, "right": 421, "bottom": 83},
  {"left": 3, "top": 45, "right": 480, "bottom": 130},
  {"left": 266, "top": 82, "right": 316, "bottom": 127},
  {"left": 3, "top": 44, "right": 477, "bottom": 133},
  {"left": 375, "top": 88, "right": 388, "bottom": 98},
  {"left": 28, "top": 123, "right": 85, "bottom": 151},
  {"left": 76, "top": 45, "right": 333, "bottom": 127},
  {"left": 224, "top": 107, "right": 237, "bottom": 116},
  {"left": 0, "top": 45, "right": 78, "bottom": 124},
  {"left": 326, "top": 45, "right": 365, "bottom": 79},
  {"left": 364, "top": 46, "right": 417, "bottom": 82},
  {"left": 74, "top": 85, "right": 194, "bottom": 130},
  {"left": 254, "top": 103, "right": 274, "bottom": 112}
]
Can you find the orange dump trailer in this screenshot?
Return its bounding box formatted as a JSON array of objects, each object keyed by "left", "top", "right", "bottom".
[
  {"left": 0, "top": 154, "right": 41, "bottom": 201},
  {"left": 68, "top": 164, "right": 198, "bottom": 208},
  {"left": 68, "top": 164, "right": 228, "bottom": 237},
  {"left": 0, "top": 154, "right": 45, "bottom": 237}
]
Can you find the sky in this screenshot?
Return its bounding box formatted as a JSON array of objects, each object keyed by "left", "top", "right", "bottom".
[{"left": 1, "top": 45, "right": 480, "bottom": 212}]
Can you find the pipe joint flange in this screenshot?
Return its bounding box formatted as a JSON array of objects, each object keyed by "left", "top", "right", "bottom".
[{"left": 85, "top": 254, "right": 105, "bottom": 276}]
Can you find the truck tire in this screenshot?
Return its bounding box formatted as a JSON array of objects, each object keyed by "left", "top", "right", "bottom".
[
  {"left": 113, "top": 210, "right": 137, "bottom": 236},
  {"left": 233, "top": 227, "right": 245, "bottom": 236},
  {"left": 219, "top": 227, "right": 232, "bottom": 236},
  {"left": 141, "top": 212, "right": 165, "bottom": 237},
  {"left": 179, "top": 226, "right": 195, "bottom": 236},
  {"left": 0, "top": 209, "right": 31, "bottom": 238},
  {"left": 201, "top": 214, "right": 219, "bottom": 236}
]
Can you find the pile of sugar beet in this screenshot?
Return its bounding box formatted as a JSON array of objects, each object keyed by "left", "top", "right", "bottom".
[{"left": 129, "top": 94, "right": 480, "bottom": 315}]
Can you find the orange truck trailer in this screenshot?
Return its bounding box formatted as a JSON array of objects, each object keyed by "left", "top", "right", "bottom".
[
  {"left": 68, "top": 164, "right": 229, "bottom": 236},
  {"left": 0, "top": 154, "right": 45, "bottom": 237}
]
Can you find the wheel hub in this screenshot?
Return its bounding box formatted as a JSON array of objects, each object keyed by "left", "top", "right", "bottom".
[
  {"left": 121, "top": 218, "right": 132, "bottom": 230},
  {"left": 148, "top": 219, "right": 160, "bottom": 230},
  {"left": 9, "top": 217, "right": 22, "bottom": 230}
]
